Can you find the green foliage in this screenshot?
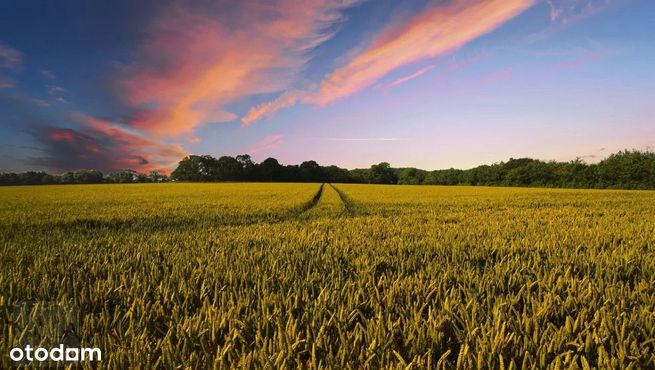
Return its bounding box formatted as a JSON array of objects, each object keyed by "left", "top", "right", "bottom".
[
  {"left": 2, "top": 149, "right": 655, "bottom": 189},
  {"left": 61, "top": 169, "right": 104, "bottom": 184},
  {"left": 421, "top": 150, "right": 655, "bottom": 189},
  {"left": 106, "top": 169, "right": 139, "bottom": 183},
  {"left": 368, "top": 162, "right": 397, "bottom": 184},
  {"left": 397, "top": 168, "right": 426, "bottom": 185},
  {"left": 597, "top": 150, "right": 655, "bottom": 189}
]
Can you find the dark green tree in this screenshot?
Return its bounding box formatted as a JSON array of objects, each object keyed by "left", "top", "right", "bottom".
[
  {"left": 171, "top": 155, "right": 219, "bottom": 181},
  {"left": 368, "top": 162, "right": 397, "bottom": 184},
  {"left": 397, "top": 168, "right": 426, "bottom": 185}
]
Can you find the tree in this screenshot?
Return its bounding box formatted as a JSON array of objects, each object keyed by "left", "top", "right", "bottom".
[
  {"left": 423, "top": 168, "right": 464, "bottom": 185},
  {"left": 4, "top": 149, "right": 655, "bottom": 189},
  {"left": 147, "top": 170, "right": 168, "bottom": 183},
  {"left": 323, "top": 165, "right": 353, "bottom": 183},
  {"left": 258, "top": 158, "right": 283, "bottom": 182},
  {"left": 300, "top": 160, "right": 322, "bottom": 182},
  {"left": 397, "top": 168, "right": 425, "bottom": 185},
  {"left": 597, "top": 150, "right": 655, "bottom": 189},
  {"left": 61, "top": 169, "right": 103, "bottom": 184},
  {"left": 368, "top": 162, "right": 397, "bottom": 184},
  {"left": 236, "top": 154, "right": 255, "bottom": 180},
  {"left": 171, "top": 155, "right": 219, "bottom": 181},
  {"left": 107, "top": 169, "right": 138, "bottom": 183},
  {"left": 216, "top": 156, "right": 242, "bottom": 181}
]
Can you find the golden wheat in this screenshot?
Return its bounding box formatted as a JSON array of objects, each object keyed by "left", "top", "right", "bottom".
[{"left": 1, "top": 183, "right": 654, "bottom": 368}]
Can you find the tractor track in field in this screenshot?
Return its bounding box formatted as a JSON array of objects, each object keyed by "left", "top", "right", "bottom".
[
  {"left": 329, "top": 184, "right": 357, "bottom": 216},
  {"left": 15, "top": 183, "right": 348, "bottom": 235},
  {"left": 296, "top": 183, "right": 358, "bottom": 219},
  {"left": 296, "top": 183, "right": 325, "bottom": 215}
]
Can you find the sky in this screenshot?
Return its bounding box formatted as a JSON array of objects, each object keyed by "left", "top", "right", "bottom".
[{"left": 1, "top": 0, "right": 654, "bottom": 174}]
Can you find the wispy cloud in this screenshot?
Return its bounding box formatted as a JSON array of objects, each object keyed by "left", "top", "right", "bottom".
[
  {"left": 46, "top": 84, "right": 69, "bottom": 104},
  {"left": 480, "top": 66, "right": 514, "bottom": 84},
  {"left": 248, "top": 134, "right": 284, "bottom": 154},
  {"left": 547, "top": 0, "right": 618, "bottom": 25},
  {"left": 31, "top": 98, "right": 50, "bottom": 107},
  {"left": 242, "top": 90, "right": 302, "bottom": 127},
  {"left": 447, "top": 52, "right": 489, "bottom": 73},
  {"left": 0, "top": 75, "right": 14, "bottom": 89},
  {"left": 46, "top": 85, "right": 66, "bottom": 95},
  {"left": 305, "top": 0, "right": 533, "bottom": 106},
  {"left": 384, "top": 64, "right": 437, "bottom": 90},
  {"left": 242, "top": 0, "right": 533, "bottom": 125},
  {"left": 0, "top": 44, "right": 22, "bottom": 69},
  {"left": 316, "top": 137, "right": 410, "bottom": 142},
  {"left": 525, "top": 0, "right": 623, "bottom": 44},
  {"left": 121, "top": 0, "right": 359, "bottom": 136},
  {"left": 557, "top": 40, "right": 620, "bottom": 70},
  {"left": 0, "top": 44, "right": 22, "bottom": 89},
  {"left": 40, "top": 69, "right": 56, "bottom": 80}
]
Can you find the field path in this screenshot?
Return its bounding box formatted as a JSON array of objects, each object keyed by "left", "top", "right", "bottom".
[
  {"left": 329, "top": 184, "right": 358, "bottom": 216},
  {"left": 299, "top": 183, "right": 350, "bottom": 219},
  {"left": 296, "top": 183, "right": 324, "bottom": 214}
]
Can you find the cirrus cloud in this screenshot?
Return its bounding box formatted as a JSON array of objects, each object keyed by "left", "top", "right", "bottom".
[
  {"left": 243, "top": 0, "right": 534, "bottom": 125},
  {"left": 121, "top": 0, "right": 360, "bottom": 136},
  {"left": 0, "top": 44, "right": 22, "bottom": 69}
]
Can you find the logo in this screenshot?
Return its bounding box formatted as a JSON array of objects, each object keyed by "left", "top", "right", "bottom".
[{"left": 8, "top": 301, "right": 102, "bottom": 364}]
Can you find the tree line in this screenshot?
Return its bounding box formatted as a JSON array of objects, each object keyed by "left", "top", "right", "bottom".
[
  {"left": 0, "top": 169, "right": 168, "bottom": 185},
  {"left": 1, "top": 150, "right": 654, "bottom": 189}
]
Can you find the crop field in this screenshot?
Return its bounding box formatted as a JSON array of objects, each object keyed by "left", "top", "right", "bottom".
[{"left": 1, "top": 183, "right": 655, "bottom": 368}]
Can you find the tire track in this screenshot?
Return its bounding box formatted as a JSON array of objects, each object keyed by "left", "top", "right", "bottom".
[
  {"left": 296, "top": 183, "right": 324, "bottom": 215},
  {"left": 329, "top": 184, "right": 357, "bottom": 216}
]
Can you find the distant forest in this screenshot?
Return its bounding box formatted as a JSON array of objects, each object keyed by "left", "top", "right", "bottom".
[{"left": 1, "top": 150, "right": 654, "bottom": 189}]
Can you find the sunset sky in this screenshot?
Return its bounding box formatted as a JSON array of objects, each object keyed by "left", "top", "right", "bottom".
[{"left": 1, "top": 0, "right": 653, "bottom": 173}]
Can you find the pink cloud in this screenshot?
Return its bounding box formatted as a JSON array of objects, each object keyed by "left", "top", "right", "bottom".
[
  {"left": 305, "top": 0, "right": 533, "bottom": 106},
  {"left": 447, "top": 52, "right": 489, "bottom": 73},
  {"left": 384, "top": 64, "right": 437, "bottom": 90},
  {"left": 48, "top": 130, "right": 76, "bottom": 142},
  {"left": 248, "top": 134, "right": 284, "bottom": 155},
  {"left": 186, "top": 136, "right": 201, "bottom": 144},
  {"left": 480, "top": 67, "right": 514, "bottom": 84},
  {"left": 242, "top": 90, "right": 302, "bottom": 126},
  {"left": 72, "top": 113, "right": 188, "bottom": 172},
  {"left": 120, "top": 1, "right": 358, "bottom": 137},
  {"left": 242, "top": 0, "right": 533, "bottom": 125},
  {"left": 557, "top": 46, "right": 618, "bottom": 70}
]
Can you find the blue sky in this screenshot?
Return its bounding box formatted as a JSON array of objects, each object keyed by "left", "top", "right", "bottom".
[{"left": 0, "top": 0, "right": 653, "bottom": 173}]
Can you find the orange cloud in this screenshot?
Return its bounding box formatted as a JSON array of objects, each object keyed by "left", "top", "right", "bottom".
[
  {"left": 242, "top": 90, "right": 301, "bottom": 126},
  {"left": 306, "top": 0, "right": 533, "bottom": 106},
  {"left": 73, "top": 113, "right": 188, "bottom": 172},
  {"left": 243, "top": 0, "right": 533, "bottom": 124},
  {"left": 385, "top": 64, "right": 436, "bottom": 90},
  {"left": 122, "top": 1, "right": 358, "bottom": 137}
]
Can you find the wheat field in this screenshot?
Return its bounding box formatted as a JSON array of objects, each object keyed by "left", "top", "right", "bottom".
[{"left": 1, "top": 183, "right": 654, "bottom": 368}]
